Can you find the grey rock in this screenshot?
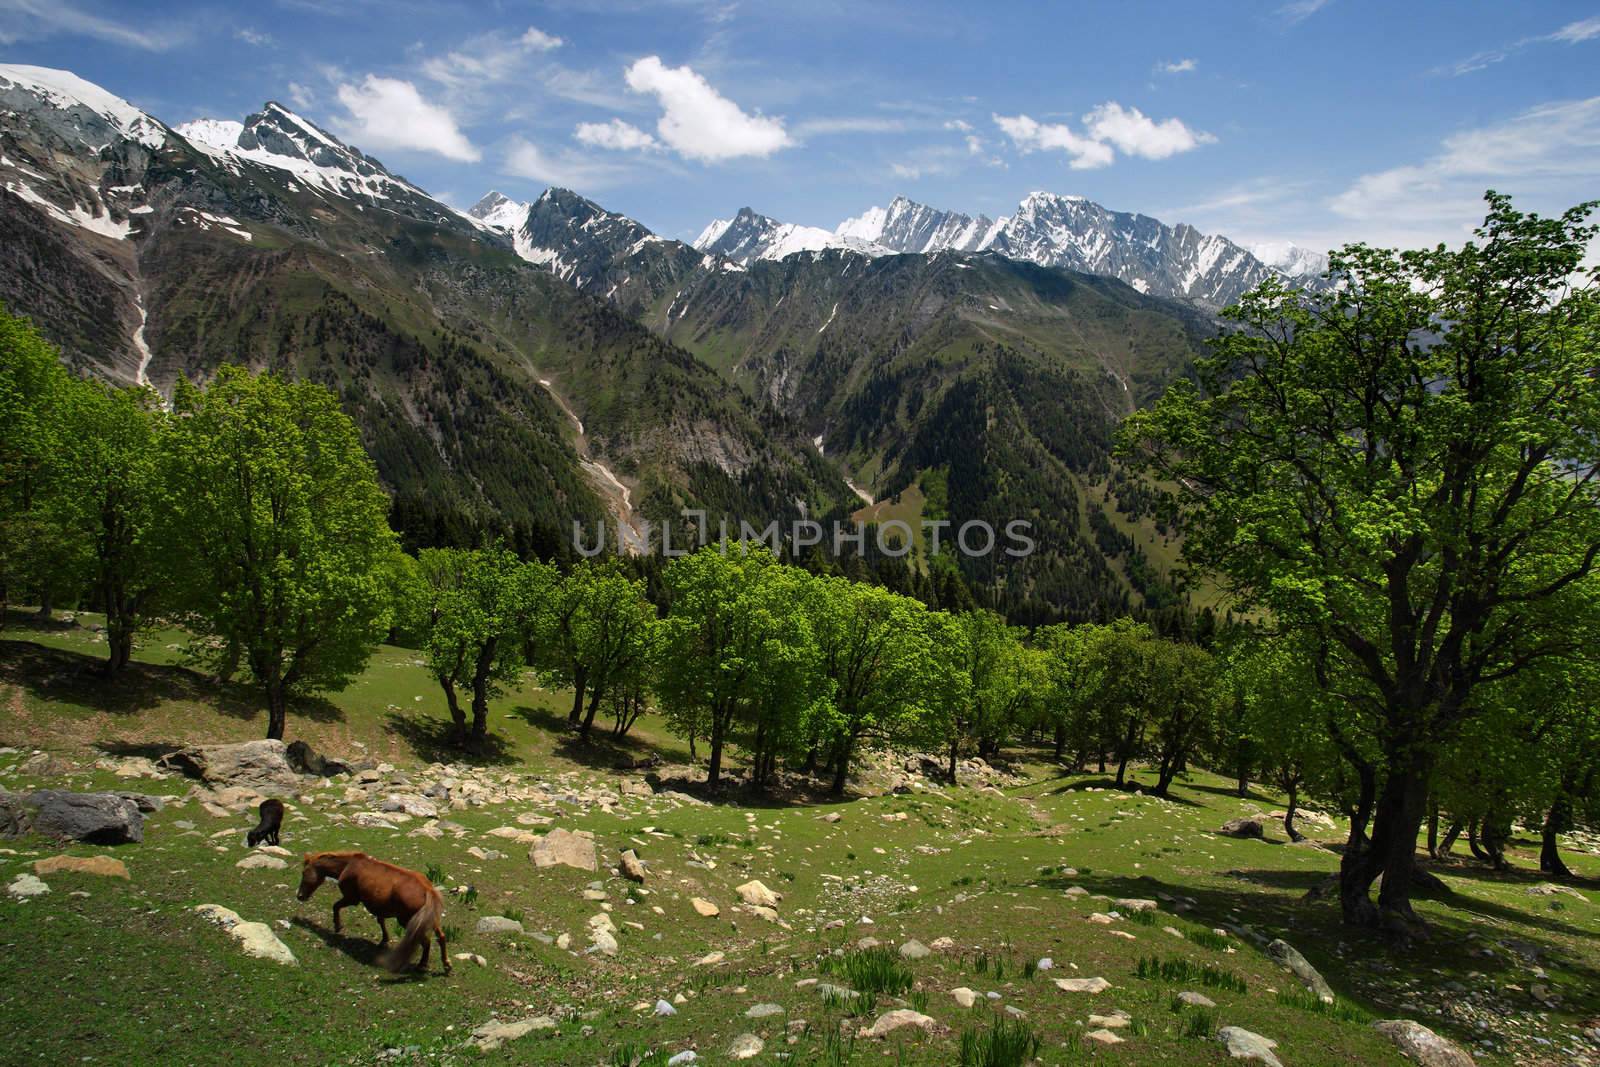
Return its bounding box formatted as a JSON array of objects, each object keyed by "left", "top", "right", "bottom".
[
  {"left": 159, "top": 740, "right": 301, "bottom": 792},
  {"left": 1178, "top": 991, "right": 1217, "bottom": 1008},
  {"left": 1219, "top": 1026, "right": 1281, "bottom": 1066},
  {"left": 898, "top": 939, "right": 931, "bottom": 960},
  {"left": 475, "top": 916, "right": 526, "bottom": 935},
  {"left": 1218, "top": 816, "right": 1266, "bottom": 839},
  {"left": 1373, "top": 1019, "right": 1476, "bottom": 1067},
  {"left": 24, "top": 790, "right": 144, "bottom": 844},
  {"left": 1267, "top": 939, "right": 1334, "bottom": 1003}
]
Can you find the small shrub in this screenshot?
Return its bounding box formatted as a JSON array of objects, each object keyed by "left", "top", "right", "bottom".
[
  {"left": 958, "top": 1017, "right": 1040, "bottom": 1067},
  {"left": 441, "top": 923, "right": 463, "bottom": 945},
  {"left": 461, "top": 886, "right": 479, "bottom": 908},
  {"left": 823, "top": 947, "right": 914, "bottom": 997},
  {"left": 502, "top": 906, "right": 525, "bottom": 923},
  {"left": 910, "top": 989, "right": 930, "bottom": 1013},
  {"left": 1276, "top": 987, "right": 1371, "bottom": 1023},
  {"left": 1134, "top": 955, "right": 1247, "bottom": 994},
  {"left": 1186, "top": 928, "right": 1230, "bottom": 951},
  {"left": 1021, "top": 959, "right": 1037, "bottom": 980},
  {"left": 425, "top": 862, "right": 445, "bottom": 884},
  {"left": 1125, "top": 908, "right": 1157, "bottom": 927},
  {"left": 610, "top": 1044, "right": 668, "bottom": 1067}
]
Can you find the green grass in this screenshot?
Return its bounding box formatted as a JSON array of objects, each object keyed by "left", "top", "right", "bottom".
[
  {"left": 1, "top": 609, "right": 1598, "bottom": 1065},
  {"left": 958, "top": 1016, "right": 1042, "bottom": 1067}
]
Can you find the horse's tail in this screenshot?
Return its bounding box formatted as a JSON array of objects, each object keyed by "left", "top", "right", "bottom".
[{"left": 385, "top": 884, "right": 442, "bottom": 973}]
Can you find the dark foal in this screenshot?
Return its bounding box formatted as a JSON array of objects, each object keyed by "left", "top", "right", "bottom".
[{"left": 247, "top": 798, "right": 284, "bottom": 847}]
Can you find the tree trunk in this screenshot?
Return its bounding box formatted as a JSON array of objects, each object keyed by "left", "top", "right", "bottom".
[
  {"left": 580, "top": 683, "right": 605, "bottom": 740},
  {"left": 1540, "top": 780, "right": 1575, "bottom": 878},
  {"left": 265, "top": 683, "right": 288, "bottom": 741},
  {"left": 1467, "top": 818, "right": 1488, "bottom": 861},
  {"left": 1426, "top": 794, "right": 1440, "bottom": 859},
  {"left": 1153, "top": 759, "right": 1177, "bottom": 797},
  {"left": 469, "top": 637, "right": 498, "bottom": 742},
  {"left": 568, "top": 666, "right": 587, "bottom": 726},
  {"left": 1236, "top": 766, "right": 1249, "bottom": 798},
  {"left": 829, "top": 736, "right": 854, "bottom": 796},
  {"left": 1438, "top": 819, "right": 1463, "bottom": 857},
  {"left": 706, "top": 706, "right": 726, "bottom": 789},
  {"left": 1368, "top": 760, "right": 1432, "bottom": 939},
  {"left": 1052, "top": 725, "right": 1065, "bottom": 761},
  {"left": 439, "top": 677, "right": 466, "bottom": 741},
  {"left": 1284, "top": 779, "right": 1305, "bottom": 843},
  {"left": 948, "top": 737, "right": 959, "bottom": 785},
  {"left": 1114, "top": 753, "right": 1130, "bottom": 787}
]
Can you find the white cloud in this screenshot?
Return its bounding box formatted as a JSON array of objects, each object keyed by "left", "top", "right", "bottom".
[
  {"left": 574, "top": 118, "right": 660, "bottom": 151},
  {"left": 623, "top": 55, "right": 791, "bottom": 162},
  {"left": 0, "top": 0, "right": 184, "bottom": 49},
  {"left": 287, "top": 81, "right": 316, "bottom": 110},
  {"left": 1329, "top": 97, "right": 1600, "bottom": 245},
  {"left": 503, "top": 136, "right": 629, "bottom": 189},
  {"left": 943, "top": 118, "right": 973, "bottom": 132},
  {"left": 793, "top": 116, "right": 908, "bottom": 137},
  {"left": 235, "top": 27, "right": 272, "bottom": 46},
  {"left": 334, "top": 75, "right": 480, "bottom": 162},
  {"left": 1156, "top": 58, "right": 1197, "bottom": 74},
  {"left": 993, "top": 113, "right": 1114, "bottom": 169},
  {"left": 1083, "top": 102, "right": 1215, "bottom": 160},
  {"left": 994, "top": 103, "right": 1212, "bottom": 169},
  {"left": 1276, "top": 0, "right": 1332, "bottom": 25},
  {"left": 521, "top": 26, "right": 564, "bottom": 51},
  {"left": 422, "top": 27, "right": 564, "bottom": 90},
  {"left": 1439, "top": 15, "right": 1600, "bottom": 77}
]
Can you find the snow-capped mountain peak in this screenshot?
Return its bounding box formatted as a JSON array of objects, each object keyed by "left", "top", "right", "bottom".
[
  {"left": 0, "top": 63, "right": 167, "bottom": 150},
  {"left": 1248, "top": 240, "right": 1329, "bottom": 279},
  {"left": 175, "top": 103, "right": 424, "bottom": 202},
  {"left": 469, "top": 190, "right": 531, "bottom": 232}
]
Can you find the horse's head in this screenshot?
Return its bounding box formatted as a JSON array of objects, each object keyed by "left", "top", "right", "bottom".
[{"left": 296, "top": 854, "right": 325, "bottom": 902}]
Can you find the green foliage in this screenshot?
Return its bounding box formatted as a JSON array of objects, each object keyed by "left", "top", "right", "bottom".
[
  {"left": 1276, "top": 988, "right": 1372, "bottom": 1023},
  {"left": 1134, "top": 955, "right": 1248, "bottom": 993},
  {"left": 155, "top": 366, "right": 398, "bottom": 738},
  {"left": 821, "top": 947, "right": 914, "bottom": 997},
  {"left": 958, "top": 1016, "right": 1041, "bottom": 1067}
]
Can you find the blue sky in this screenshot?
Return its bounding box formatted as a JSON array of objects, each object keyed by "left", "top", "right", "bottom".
[{"left": 3, "top": 0, "right": 1598, "bottom": 253}]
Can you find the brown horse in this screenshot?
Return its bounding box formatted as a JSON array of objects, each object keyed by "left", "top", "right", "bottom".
[{"left": 297, "top": 851, "right": 450, "bottom": 974}]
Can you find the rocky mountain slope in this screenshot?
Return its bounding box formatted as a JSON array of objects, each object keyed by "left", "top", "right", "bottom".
[
  {"left": 0, "top": 64, "right": 847, "bottom": 556},
  {"left": 695, "top": 191, "right": 1327, "bottom": 309}
]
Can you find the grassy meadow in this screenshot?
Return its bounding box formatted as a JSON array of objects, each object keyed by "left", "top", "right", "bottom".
[{"left": 1, "top": 611, "right": 1596, "bottom": 1066}]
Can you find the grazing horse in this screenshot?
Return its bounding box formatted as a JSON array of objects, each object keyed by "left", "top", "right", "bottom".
[
  {"left": 297, "top": 852, "right": 450, "bottom": 974},
  {"left": 247, "top": 799, "right": 284, "bottom": 847}
]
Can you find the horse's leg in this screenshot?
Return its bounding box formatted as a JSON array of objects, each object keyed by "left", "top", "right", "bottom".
[
  {"left": 436, "top": 921, "right": 450, "bottom": 974},
  {"left": 332, "top": 890, "right": 361, "bottom": 934},
  {"left": 376, "top": 917, "right": 389, "bottom": 945}
]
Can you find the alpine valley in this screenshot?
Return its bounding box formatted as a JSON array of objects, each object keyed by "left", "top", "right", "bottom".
[{"left": 0, "top": 63, "right": 1330, "bottom": 623}]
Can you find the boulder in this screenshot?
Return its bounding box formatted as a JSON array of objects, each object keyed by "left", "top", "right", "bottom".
[
  {"left": 1218, "top": 816, "right": 1266, "bottom": 839},
  {"left": 24, "top": 790, "right": 143, "bottom": 844},
  {"left": 899, "top": 939, "right": 931, "bottom": 960},
  {"left": 952, "top": 987, "right": 978, "bottom": 1008},
  {"left": 735, "top": 879, "right": 781, "bottom": 908},
  {"left": 691, "top": 897, "right": 720, "bottom": 917},
  {"left": 35, "top": 855, "right": 129, "bottom": 879},
  {"left": 160, "top": 740, "right": 300, "bottom": 792},
  {"left": 475, "top": 916, "right": 525, "bottom": 935},
  {"left": 1373, "top": 1020, "right": 1476, "bottom": 1067},
  {"left": 193, "top": 904, "right": 296, "bottom": 965},
  {"left": 1218, "top": 1026, "right": 1281, "bottom": 1066},
  {"left": 1086, "top": 1029, "right": 1126, "bottom": 1046},
  {"left": 235, "top": 853, "right": 287, "bottom": 870},
  {"left": 858, "top": 1009, "right": 944, "bottom": 1038},
  {"left": 379, "top": 794, "right": 438, "bottom": 819},
  {"left": 1114, "top": 898, "right": 1159, "bottom": 913},
  {"left": 8, "top": 873, "right": 49, "bottom": 898},
  {"left": 468, "top": 1016, "right": 555, "bottom": 1052},
  {"left": 284, "top": 739, "right": 359, "bottom": 778},
  {"left": 1266, "top": 939, "right": 1334, "bottom": 1003},
  {"left": 0, "top": 790, "right": 33, "bottom": 837},
  {"left": 530, "top": 827, "right": 597, "bottom": 871},
  {"left": 727, "top": 1034, "right": 764, "bottom": 1060},
  {"left": 1053, "top": 977, "right": 1111, "bottom": 994},
  {"left": 618, "top": 849, "right": 647, "bottom": 883},
  {"left": 1177, "top": 991, "right": 1216, "bottom": 1008},
  {"left": 746, "top": 1003, "right": 784, "bottom": 1019}
]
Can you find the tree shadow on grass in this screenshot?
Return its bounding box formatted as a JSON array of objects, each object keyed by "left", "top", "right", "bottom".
[
  {"left": 382, "top": 710, "right": 520, "bottom": 767},
  {"left": 1186, "top": 781, "right": 1279, "bottom": 805},
  {"left": 0, "top": 638, "right": 344, "bottom": 725},
  {"left": 1037, "top": 772, "right": 1204, "bottom": 808},
  {"left": 509, "top": 704, "right": 669, "bottom": 772}
]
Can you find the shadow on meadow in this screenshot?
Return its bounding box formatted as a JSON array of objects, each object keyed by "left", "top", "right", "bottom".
[
  {"left": 510, "top": 704, "right": 664, "bottom": 771},
  {"left": 381, "top": 709, "right": 520, "bottom": 767},
  {"left": 1035, "top": 771, "right": 1206, "bottom": 808},
  {"left": 0, "top": 638, "right": 343, "bottom": 725}
]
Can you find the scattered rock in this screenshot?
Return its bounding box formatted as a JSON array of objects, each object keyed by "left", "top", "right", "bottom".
[
  {"left": 1218, "top": 1026, "right": 1281, "bottom": 1066},
  {"left": 666, "top": 1053, "right": 698, "bottom": 1066},
  {"left": 619, "top": 849, "right": 647, "bottom": 883},
  {"left": 530, "top": 827, "right": 597, "bottom": 871},
  {"left": 1114, "top": 897, "right": 1158, "bottom": 913},
  {"left": 727, "top": 1033, "right": 764, "bottom": 1060},
  {"left": 34, "top": 855, "right": 129, "bottom": 879},
  {"left": 1088, "top": 1011, "right": 1131, "bottom": 1029},
  {"left": 1054, "top": 977, "right": 1111, "bottom": 994},
  {"left": 285, "top": 739, "right": 359, "bottom": 778},
  {"left": 468, "top": 1016, "right": 555, "bottom": 1052},
  {"left": 475, "top": 916, "right": 525, "bottom": 935},
  {"left": 160, "top": 740, "right": 301, "bottom": 792},
  {"left": 746, "top": 1003, "right": 784, "bottom": 1019},
  {"left": 236, "top": 853, "right": 287, "bottom": 870},
  {"left": 654, "top": 999, "right": 677, "bottom": 1016},
  {"left": 735, "top": 879, "right": 781, "bottom": 908},
  {"left": 378, "top": 794, "right": 438, "bottom": 819},
  {"left": 899, "top": 939, "right": 931, "bottom": 960},
  {"left": 1266, "top": 939, "right": 1334, "bottom": 1003},
  {"left": 823, "top": 812, "right": 842, "bottom": 823},
  {"left": 691, "top": 897, "right": 720, "bottom": 918},
  {"left": 1177, "top": 991, "right": 1216, "bottom": 1008},
  {"left": 1086, "top": 1029, "right": 1125, "bottom": 1046},
  {"left": 193, "top": 904, "right": 296, "bottom": 965},
  {"left": 1218, "top": 816, "right": 1266, "bottom": 839},
  {"left": 695, "top": 951, "right": 725, "bottom": 966},
  {"left": 858, "top": 1009, "right": 944, "bottom": 1038},
  {"left": 17, "top": 790, "right": 143, "bottom": 844},
  {"left": 8, "top": 873, "right": 49, "bottom": 898},
  {"left": 952, "top": 987, "right": 978, "bottom": 1008},
  {"left": 1373, "top": 1020, "right": 1476, "bottom": 1066}
]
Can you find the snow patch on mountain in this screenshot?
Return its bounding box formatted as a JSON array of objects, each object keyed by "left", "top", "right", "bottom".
[
  {"left": 0, "top": 64, "right": 167, "bottom": 149},
  {"left": 1248, "top": 240, "right": 1329, "bottom": 278}
]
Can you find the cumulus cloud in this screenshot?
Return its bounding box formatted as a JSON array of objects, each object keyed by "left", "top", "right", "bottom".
[
  {"left": 574, "top": 118, "right": 660, "bottom": 151},
  {"left": 1083, "top": 102, "right": 1216, "bottom": 159},
  {"left": 1156, "top": 58, "right": 1197, "bottom": 74},
  {"left": 334, "top": 75, "right": 480, "bottom": 161},
  {"left": 994, "top": 103, "right": 1212, "bottom": 169},
  {"left": 623, "top": 55, "right": 791, "bottom": 161},
  {"left": 992, "top": 113, "right": 1115, "bottom": 170},
  {"left": 521, "top": 26, "right": 564, "bottom": 51}
]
